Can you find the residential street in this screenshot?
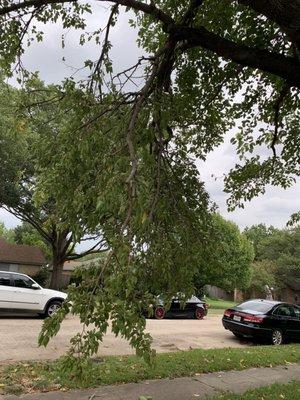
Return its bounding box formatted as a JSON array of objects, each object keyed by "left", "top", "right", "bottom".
[{"left": 0, "top": 314, "right": 252, "bottom": 362}]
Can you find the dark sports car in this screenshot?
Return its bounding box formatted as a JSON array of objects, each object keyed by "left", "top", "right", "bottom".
[
  {"left": 222, "top": 299, "right": 300, "bottom": 345},
  {"left": 148, "top": 295, "right": 208, "bottom": 320}
]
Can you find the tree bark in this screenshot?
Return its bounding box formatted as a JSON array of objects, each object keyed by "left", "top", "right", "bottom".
[
  {"left": 50, "top": 255, "right": 64, "bottom": 290},
  {"left": 49, "top": 230, "right": 69, "bottom": 290}
]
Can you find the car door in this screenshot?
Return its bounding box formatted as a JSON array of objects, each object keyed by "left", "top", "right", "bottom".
[
  {"left": 170, "top": 298, "right": 181, "bottom": 316},
  {"left": 10, "top": 274, "right": 43, "bottom": 311},
  {"left": 290, "top": 305, "right": 300, "bottom": 340},
  {"left": 0, "top": 272, "right": 14, "bottom": 309},
  {"left": 272, "top": 305, "right": 295, "bottom": 338}
]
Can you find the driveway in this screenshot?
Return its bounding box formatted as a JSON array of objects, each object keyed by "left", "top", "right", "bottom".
[{"left": 0, "top": 314, "right": 252, "bottom": 362}]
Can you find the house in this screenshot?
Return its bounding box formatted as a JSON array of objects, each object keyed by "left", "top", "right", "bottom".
[
  {"left": 0, "top": 237, "right": 46, "bottom": 276},
  {"left": 59, "top": 257, "right": 103, "bottom": 287},
  {"left": 276, "top": 275, "right": 300, "bottom": 305}
]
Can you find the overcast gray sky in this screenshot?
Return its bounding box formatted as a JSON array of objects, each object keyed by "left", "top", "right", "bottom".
[{"left": 1, "top": 5, "right": 299, "bottom": 238}]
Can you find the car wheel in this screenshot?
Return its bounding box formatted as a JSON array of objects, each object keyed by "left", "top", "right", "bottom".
[
  {"left": 271, "top": 329, "right": 284, "bottom": 345},
  {"left": 44, "top": 300, "right": 62, "bottom": 318},
  {"left": 195, "top": 307, "right": 205, "bottom": 320},
  {"left": 154, "top": 307, "right": 165, "bottom": 319}
]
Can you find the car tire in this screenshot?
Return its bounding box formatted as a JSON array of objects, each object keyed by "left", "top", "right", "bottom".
[
  {"left": 44, "top": 300, "right": 62, "bottom": 318},
  {"left": 154, "top": 307, "right": 165, "bottom": 319},
  {"left": 195, "top": 307, "right": 205, "bottom": 320},
  {"left": 271, "top": 329, "right": 284, "bottom": 345}
]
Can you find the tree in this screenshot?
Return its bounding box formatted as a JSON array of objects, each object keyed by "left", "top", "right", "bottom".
[
  {"left": 247, "top": 260, "right": 276, "bottom": 297},
  {"left": 258, "top": 227, "right": 300, "bottom": 291},
  {"left": 194, "top": 214, "right": 254, "bottom": 293},
  {"left": 245, "top": 224, "right": 300, "bottom": 294},
  {"left": 0, "top": 221, "right": 14, "bottom": 243},
  {"left": 13, "top": 222, "right": 52, "bottom": 261},
  {"left": 244, "top": 224, "right": 279, "bottom": 260},
  {"left": 0, "top": 79, "right": 108, "bottom": 289},
  {"left": 1, "top": 0, "right": 300, "bottom": 367}
]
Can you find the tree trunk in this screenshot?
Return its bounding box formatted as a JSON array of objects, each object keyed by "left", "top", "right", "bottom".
[
  {"left": 48, "top": 228, "right": 71, "bottom": 290},
  {"left": 50, "top": 254, "right": 64, "bottom": 290}
]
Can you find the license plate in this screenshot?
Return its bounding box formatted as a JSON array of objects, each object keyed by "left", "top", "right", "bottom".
[{"left": 233, "top": 315, "right": 241, "bottom": 322}]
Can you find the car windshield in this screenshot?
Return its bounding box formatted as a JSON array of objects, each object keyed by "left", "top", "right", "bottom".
[{"left": 235, "top": 301, "right": 275, "bottom": 313}]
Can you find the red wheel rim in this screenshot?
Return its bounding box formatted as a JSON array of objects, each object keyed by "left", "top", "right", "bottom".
[
  {"left": 155, "top": 307, "right": 165, "bottom": 319},
  {"left": 195, "top": 308, "right": 204, "bottom": 320}
]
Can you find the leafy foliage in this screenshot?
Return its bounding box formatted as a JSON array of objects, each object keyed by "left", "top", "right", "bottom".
[
  {"left": 0, "top": 77, "right": 107, "bottom": 289},
  {"left": 13, "top": 222, "right": 51, "bottom": 260},
  {"left": 0, "top": 0, "right": 300, "bottom": 372},
  {"left": 245, "top": 224, "right": 300, "bottom": 292},
  {"left": 0, "top": 221, "right": 14, "bottom": 243},
  {"left": 194, "top": 214, "right": 254, "bottom": 292}
]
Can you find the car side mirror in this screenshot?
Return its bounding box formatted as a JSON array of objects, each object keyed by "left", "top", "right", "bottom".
[{"left": 31, "top": 283, "right": 40, "bottom": 290}]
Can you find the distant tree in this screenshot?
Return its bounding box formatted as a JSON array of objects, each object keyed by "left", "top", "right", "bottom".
[
  {"left": 244, "top": 224, "right": 279, "bottom": 260},
  {"left": 0, "top": 79, "right": 108, "bottom": 289},
  {"left": 260, "top": 227, "right": 300, "bottom": 291},
  {"left": 194, "top": 214, "right": 254, "bottom": 293},
  {"left": 245, "top": 224, "right": 300, "bottom": 293},
  {"left": 0, "top": 221, "right": 14, "bottom": 243},
  {"left": 247, "top": 260, "right": 276, "bottom": 295},
  {"left": 13, "top": 222, "right": 52, "bottom": 261}
]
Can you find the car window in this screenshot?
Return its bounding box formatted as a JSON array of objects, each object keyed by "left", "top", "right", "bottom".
[
  {"left": 0, "top": 272, "right": 11, "bottom": 286},
  {"left": 235, "top": 301, "right": 274, "bottom": 313},
  {"left": 292, "top": 306, "right": 300, "bottom": 318},
  {"left": 273, "top": 305, "right": 292, "bottom": 317},
  {"left": 13, "top": 275, "right": 34, "bottom": 289}
]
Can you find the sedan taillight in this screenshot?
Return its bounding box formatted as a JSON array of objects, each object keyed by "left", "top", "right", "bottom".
[
  {"left": 243, "top": 315, "right": 265, "bottom": 324},
  {"left": 224, "top": 309, "right": 232, "bottom": 317}
]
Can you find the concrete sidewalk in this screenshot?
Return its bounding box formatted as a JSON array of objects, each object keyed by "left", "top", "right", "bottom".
[{"left": 3, "top": 364, "right": 300, "bottom": 400}]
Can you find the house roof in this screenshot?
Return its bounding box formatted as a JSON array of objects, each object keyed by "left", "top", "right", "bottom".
[{"left": 0, "top": 237, "right": 45, "bottom": 266}]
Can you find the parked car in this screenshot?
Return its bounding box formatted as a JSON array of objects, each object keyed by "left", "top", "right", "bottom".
[
  {"left": 222, "top": 299, "right": 300, "bottom": 345},
  {"left": 146, "top": 295, "right": 208, "bottom": 320},
  {"left": 0, "top": 271, "right": 67, "bottom": 318}
]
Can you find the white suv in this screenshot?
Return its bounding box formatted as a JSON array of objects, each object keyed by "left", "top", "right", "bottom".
[{"left": 0, "top": 271, "right": 67, "bottom": 318}]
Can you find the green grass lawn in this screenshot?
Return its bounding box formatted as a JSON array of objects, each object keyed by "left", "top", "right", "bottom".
[
  {"left": 209, "top": 380, "right": 300, "bottom": 399},
  {"left": 1, "top": 344, "right": 299, "bottom": 395},
  {"left": 206, "top": 297, "right": 237, "bottom": 314}
]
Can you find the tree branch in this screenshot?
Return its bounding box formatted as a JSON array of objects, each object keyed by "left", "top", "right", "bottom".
[
  {"left": 67, "top": 239, "right": 108, "bottom": 260},
  {"left": 0, "top": 0, "right": 174, "bottom": 26},
  {"left": 236, "top": 0, "right": 300, "bottom": 51},
  {"left": 1, "top": 205, "right": 52, "bottom": 242},
  {"left": 271, "top": 83, "right": 290, "bottom": 158},
  {"left": 89, "top": 4, "right": 119, "bottom": 95},
  {"left": 0, "top": 0, "right": 73, "bottom": 15},
  {"left": 175, "top": 25, "right": 300, "bottom": 88}
]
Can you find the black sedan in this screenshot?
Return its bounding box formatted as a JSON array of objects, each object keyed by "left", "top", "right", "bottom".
[
  {"left": 222, "top": 299, "right": 300, "bottom": 345},
  {"left": 148, "top": 296, "right": 208, "bottom": 320}
]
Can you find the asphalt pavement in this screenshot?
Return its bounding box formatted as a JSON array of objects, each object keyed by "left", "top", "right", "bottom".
[{"left": 0, "top": 314, "right": 252, "bottom": 363}]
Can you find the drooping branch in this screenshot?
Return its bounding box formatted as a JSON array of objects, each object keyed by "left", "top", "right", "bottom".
[
  {"left": 271, "top": 83, "right": 290, "bottom": 158},
  {"left": 89, "top": 3, "right": 119, "bottom": 94}
]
